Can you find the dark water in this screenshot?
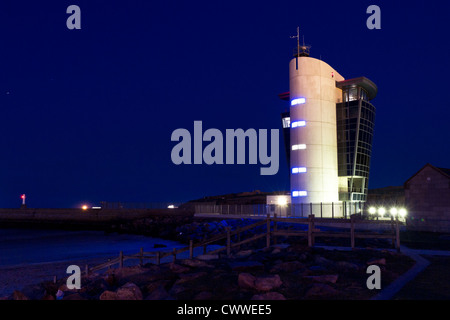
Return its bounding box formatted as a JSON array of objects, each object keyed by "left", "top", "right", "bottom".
[{"left": 0, "top": 228, "right": 185, "bottom": 267}]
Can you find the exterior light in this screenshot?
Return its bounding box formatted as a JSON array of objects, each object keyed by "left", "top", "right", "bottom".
[
  {"left": 277, "top": 196, "right": 288, "bottom": 206},
  {"left": 378, "top": 207, "right": 386, "bottom": 215},
  {"left": 82, "top": 205, "right": 88, "bottom": 210},
  {"left": 292, "top": 191, "right": 307, "bottom": 197},
  {"left": 292, "top": 167, "right": 307, "bottom": 174},
  {"left": 291, "top": 120, "right": 306, "bottom": 128},
  {"left": 399, "top": 208, "right": 407, "bottom": 217},
  {"left": 291, "top": 98, "right": 306, "bottom": 106},
  {"left": 167, "top": 204, "right": 175, "bottom": 209},
  {"left": 390, "top": 208, "right": 398, "bottom": 216},
  {"left": 292, "top": 144, "right": 307, "bottom": 151},
  {"left": 368, "top": 207, "right": 376, "bottom": 214}
]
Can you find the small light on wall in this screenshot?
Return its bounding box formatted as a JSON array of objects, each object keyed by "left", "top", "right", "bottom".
[{"left": 291, "top": 98, "right": 306, "bottom": 106}]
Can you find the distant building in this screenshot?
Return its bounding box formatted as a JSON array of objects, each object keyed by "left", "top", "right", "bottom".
[{"left": 404, "top": 164, "right": 450, "bottom": 232}]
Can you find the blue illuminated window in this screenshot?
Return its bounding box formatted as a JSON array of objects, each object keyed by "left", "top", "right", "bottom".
[
  {"left": 292, "top": 144, "right": 306, "bottom": 151},
  {"left": 292, "top": 191, "right": 307, "bottom": 197},
  {"left": 291, "top": 98, "right": 306, "bottom": 106},
  {"left": 291, "top": 121, "right": 306, "bottom": 128},
  {"left": 292, "top": 167, "right": 307, "bottom": 174}
]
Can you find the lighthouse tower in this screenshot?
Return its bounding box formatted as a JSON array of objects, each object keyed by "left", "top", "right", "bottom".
[{"left": 289, "top": 30, "right": 344, "bottom": 206}]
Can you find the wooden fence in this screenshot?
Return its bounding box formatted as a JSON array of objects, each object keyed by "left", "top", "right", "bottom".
[{"left": 84, "top": 214, "right": 402, "bottom": 275}]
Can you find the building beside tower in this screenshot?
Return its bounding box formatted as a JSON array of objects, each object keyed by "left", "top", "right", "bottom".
[{"left": 279, "top": 38, "right": 377, "bottom": 217}]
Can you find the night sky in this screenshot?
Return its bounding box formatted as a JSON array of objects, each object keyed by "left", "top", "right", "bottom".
[{"left": 0, "top": 0, "right": 449, "bottom": 208}]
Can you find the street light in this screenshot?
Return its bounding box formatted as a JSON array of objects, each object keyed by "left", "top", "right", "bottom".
[
  {"left": 399, "top": 208, "right": 407, "bottom": 218},
  {"left": 390, "top": 208, "right": 398, "bottom": 216},
  {"left": 378, "top": 207, "right": 386, "bottom": 216},
  {"left": 368, "top": 207, "right": 377, "bottom": 215}
]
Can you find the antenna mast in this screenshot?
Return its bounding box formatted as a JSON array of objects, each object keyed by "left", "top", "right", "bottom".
[{"left": 291, "top": 26, "right": 310, "bottom": 57}]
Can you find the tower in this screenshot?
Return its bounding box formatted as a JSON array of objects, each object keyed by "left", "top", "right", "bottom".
[{"left": 280, "top": 28, "right": 377, "bottom": 217}]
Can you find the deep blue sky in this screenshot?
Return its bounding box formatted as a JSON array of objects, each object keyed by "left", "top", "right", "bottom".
[{"left": 0, "top": 0, "right": 449, "bottom": 208}]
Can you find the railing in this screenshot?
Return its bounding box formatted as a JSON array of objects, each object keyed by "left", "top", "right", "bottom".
[
  {"left": 194, "top": 202, "right": 366, "bottom": 218},
  {"left": 84, "top": 214, "right": 402, "bottom": 275}
]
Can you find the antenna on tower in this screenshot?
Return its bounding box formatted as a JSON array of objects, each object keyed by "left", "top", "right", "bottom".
[{"left": 291, "top": 26, "right": 310, "bottom": 57}]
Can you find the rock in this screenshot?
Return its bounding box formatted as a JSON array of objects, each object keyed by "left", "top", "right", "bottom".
[
  {"left": 313, "top": 255, "right": 333, "bottom": 266},
  {"left": 146, "top": 286, "right": 171, "bottom": 300},
  {"left": 175, "top": 272, "right": 207, "bottom": 284},
  {"left": 180, "top": 259, "right": 213, "bottom": 268},
  {"left": 194, "top": 291, "right": 213, "bottom": 300},
  {"left": 305, "top": 283, "right": 339, "bottom": 299},
  {"left": 336, "top": 261, "right": 360, "bottom": 272},
  {"left": 169, "top": 284, "right": 186, "bottom": 296},
  {"left": 235, "top": 250, "right": 253, "bottom": 258},
  {"left": 304, "top": 275, "right": 339, "bottom": 284},
  {"left": 251, "top": 292, "right": 286, "bottom": 300},
  {"left": 63, "top": 293, "right": 87, "bottom": 300},
  {"left": 41, "top": 293, "right": 55, "bottom": 300},
  {"left": 169, "top": 263, "right": 190, "bottom": 274},
  {"left": 100, "top": 290, "right": 118, "bottom": 300},
  {"left": 367, "top": 258, "right": 386, "bottom": 266},
  {"left": 238, "top": 273, "right": 256, "bottom": 290},
  {"left": 116, "top": 282, "right": 143, "bottom": 300},
  {"left": 270, "top": 261, "right": 305, "bottom": 273},
  {"left": 254, "top": 275, "right": 282, "bottom": 292},
  {"left": 56, "top": 290, "right": 64, "bottom": 300},
  {"left": 271, "top": 248, "right": 282, "bottom": 254},
  {"left": 308, "top": 265, "right": 327, "bottom": 272},
  {"left": 229, "top": 261, "right": 264, "bottom": 272},
  {"left": 196, "top": 254, "right": 219, "bottom": 261},
  {"left": 12, "top": 290, "right": 29, "bottom": 300}
]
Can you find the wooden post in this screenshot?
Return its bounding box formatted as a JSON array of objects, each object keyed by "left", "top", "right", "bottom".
[
  {"left": 307, "top": 215, "right": 314, "bottom": 247},
  {"left": 108, "top": 259, "right": 111, "bottom": 270},
  {"left": 320, "top": 202, "right": 323, "bottom": 218},
  {"left": 395, "top": 217, "right": 401, "bottom": 252},
  {"left": 53, "top": 275, "right": 57, "bottom": 284},
  {"left": 273, "top": 214, "right": 278, "bottom": 245},
  {"left": 86, "top": 264, "right": 89, "bottom": 275},
  {"left": 119, "top": 251, "right": 124, "bottom": 268},
  {"left": 172, "top": 248, "right": 177, "bottom": 263},
  {"left": 266, "top": 214, "right": 271, "bottom": 248},
  {"left": 332, "top": 202, "right": 334, "bottom": 219},
  {"left": 139, "top": 247, "right": 144, "bottom": 266},
  {"left": 156, "top": 251, "right": 160, "bottom": 265},
  {"left": 350, "top": 216, "right": 355, "bottom": 249},
  {"left": 189, "top": 240, "right": 194, "bottom": 259},
  {"left": 226, "top": 227, "right": 231, "bottom": 257},
  {"left": 310, "top": 203, "right": 313, "bottom": 216}
]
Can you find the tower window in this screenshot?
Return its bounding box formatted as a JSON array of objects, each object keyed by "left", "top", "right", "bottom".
[
  {"left": 292, "top": 144, "right": 306, "bottom": 150},
  {"left": 292, "top": 167, "right": 307, "bottom": 174},
  {"left": 291, "top": 120, "right": 306, "bottom": 128},
  {"left": 292, "top": 191, "right": 307, "bottom": 197},
  {"left": 291, "top": 98, "right": 306, "bottom": 106}
]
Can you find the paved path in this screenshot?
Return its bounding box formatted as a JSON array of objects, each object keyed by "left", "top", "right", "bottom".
[{"left": 371, "top": 246, "right": 450, "bottom": 300}]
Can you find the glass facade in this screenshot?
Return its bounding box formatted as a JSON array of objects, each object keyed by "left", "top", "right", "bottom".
[{"left": 336, "top": 86, "right": 376, "bottom": 201}]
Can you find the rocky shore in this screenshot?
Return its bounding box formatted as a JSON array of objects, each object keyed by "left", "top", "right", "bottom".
[{"left": 6, "top": 236, "right": 415, "bottom": 300}]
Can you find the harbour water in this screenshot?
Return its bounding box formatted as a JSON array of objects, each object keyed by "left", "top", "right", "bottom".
[{"left": 0, "top": 228, "right": 187, "bottom": 296}]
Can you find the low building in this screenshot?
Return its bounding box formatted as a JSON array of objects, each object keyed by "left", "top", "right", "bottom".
[{"left": 404, "top": 163, "right": 450, "bottom": 232}]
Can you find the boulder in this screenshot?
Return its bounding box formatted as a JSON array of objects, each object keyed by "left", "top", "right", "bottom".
[
  {"left": 238, "top": 273, "right": 256, "bottom": 290},
  {"left": 229, "top": 261, "right": 264, "bottom": 272},
  {"left": 12, "top": 290, "right": 29, "bottom": 300},
  {"left": 99, "top": 290, "right": 117, "bottom": 300},
  {"left": 63, "top": 293, "right": 87, "bottom": 300},
  {"left": 367, "top": 258, "right": 386, "bottom": 266},
  {"left": 305, "top": 283, "right": 338, "bottom": 299},
  {"left": 336, "top": 261, "right": 360, "bottom": 272},
  {"left": 146, "top": 286, "right": 171, "bottom": 300},
  {"left": 270, "top": 261, "right": 305, "bottom": 273},
  {"left": 180, "top": 259, "right": 213, "bottom": 268},
  {"left": 116, "top": 282, "right": 143, "bottom": 300},
  {"left": 194, "top": 291, "right": 213, "bottom": 300},
  {"left": 235, "top": 250, "right": 253, "bottom": 258},
  {"left": 251, "top": 292, "right": 286, "bottom": 300},
  {"left": 196, "top": 254, "right": 219, "bottom": 261},
  {"left": 254, "top": 275, "right": 282, "bottom": 292},
  {"left": 169, "top": 263, "right": 190, "bottom": 274},
  {"left": 304, "top": 275, "right": 339, "bottom": 284}
]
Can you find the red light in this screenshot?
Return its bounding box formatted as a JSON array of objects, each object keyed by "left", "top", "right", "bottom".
[{"left": 21, "top": 194, "right": 25, "bottom": 199}]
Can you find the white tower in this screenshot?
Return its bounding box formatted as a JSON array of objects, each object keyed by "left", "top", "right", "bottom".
[{"left": 289, "top": 35, "right": 344, "bottom": 206}]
